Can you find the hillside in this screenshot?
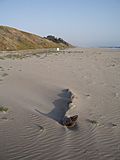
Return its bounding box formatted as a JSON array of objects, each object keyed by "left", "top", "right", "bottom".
[{"left": 0, "top": 26, "right": 71, "bottom": 51}]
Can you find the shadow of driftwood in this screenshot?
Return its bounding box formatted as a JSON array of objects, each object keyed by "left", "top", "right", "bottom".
[{"left": 35, "top": 89, "right": 70, "bottom": 124}]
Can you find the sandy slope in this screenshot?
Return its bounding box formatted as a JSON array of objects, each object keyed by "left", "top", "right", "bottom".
[{"left": 0, "top": 48, "right": 120, "bottom": 160}]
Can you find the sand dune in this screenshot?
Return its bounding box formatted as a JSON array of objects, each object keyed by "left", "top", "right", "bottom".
[{"left": 0, "top": 48, "right": 120, "bottom": 160}]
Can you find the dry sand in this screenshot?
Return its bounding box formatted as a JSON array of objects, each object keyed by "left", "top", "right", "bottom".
[{"left": 0, "top": 48, "right": 120, "bottom": 160}]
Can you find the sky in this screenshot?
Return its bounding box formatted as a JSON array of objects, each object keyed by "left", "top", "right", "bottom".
[{"left": 0, "top": 0, "right": 120, "bottom": 47}]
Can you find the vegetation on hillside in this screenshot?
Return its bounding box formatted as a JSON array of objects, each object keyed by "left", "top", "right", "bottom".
[
  {"left": 45, "top": 35, "right": 69, "bottom": 46},
  {"left": 0, "top": 26, "right": 72, "bottom": 51}
]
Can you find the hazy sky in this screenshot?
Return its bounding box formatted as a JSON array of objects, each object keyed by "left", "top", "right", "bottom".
[{"left": 0, "top": 0, "right": 120, "bottom": 47}]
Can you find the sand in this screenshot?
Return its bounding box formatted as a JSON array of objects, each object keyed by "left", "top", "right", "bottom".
[{"left": 0, "top": 48, "right": 120, "bottom": 160}]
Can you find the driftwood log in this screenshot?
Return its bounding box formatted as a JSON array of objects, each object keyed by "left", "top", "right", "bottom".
[
  {"left": 62, "top": 89, "right": 78, "bottom": 127},
  {"left": 63, "top": 115, "right": 78, "bottom": 127}
]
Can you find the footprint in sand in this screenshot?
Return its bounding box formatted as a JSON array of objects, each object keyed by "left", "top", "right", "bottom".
[
  {"left": 112, "top": 92, "right": 119, "bottom": 98},
  {"left": 86, "top": 118, "right": 98, "bottom": 125},
  {"left": 1, "top": 116, "right": 8, "bottom": 121},
  {"left": 2, "top": 73, "right": 8, "bottom": 77},
  {"left": 85, "top": 94, "right": 91, "bottom": 99},
  {"left": 107, "top": 122, "right": 117, "bottom": 128},
  {"left": 86, "top": 118, "right": 118, "bottom": 128},
  {"left": 35, "top": 124, "right": 44, "bottom": 131},
  {"left": 26, "top": 124, "right": 44, "bottom": 133}
]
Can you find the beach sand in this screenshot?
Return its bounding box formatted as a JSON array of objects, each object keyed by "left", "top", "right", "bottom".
[{"left": 0, "top": 48, "right": 120, "bottom": 160}]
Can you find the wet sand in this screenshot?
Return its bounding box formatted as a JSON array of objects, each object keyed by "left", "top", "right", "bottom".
[{"left": 0, "top": 48, "right": 120, "bottom": 160}]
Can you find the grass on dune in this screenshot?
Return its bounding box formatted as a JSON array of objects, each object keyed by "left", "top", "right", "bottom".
[{"left": 0, "top": 106, "right": 8, "bottom": 112}]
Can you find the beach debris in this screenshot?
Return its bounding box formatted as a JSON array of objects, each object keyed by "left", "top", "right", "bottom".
[
  {"left": 63, "top": 115, "right": 78, "bottom": 127},
  {"left": 62, "top": 89, "right": 78, "bottom": 128}
]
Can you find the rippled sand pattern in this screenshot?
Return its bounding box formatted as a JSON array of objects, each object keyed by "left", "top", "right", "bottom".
[{"left": 0, "top": 48, "right": 120, "bottom": 160}]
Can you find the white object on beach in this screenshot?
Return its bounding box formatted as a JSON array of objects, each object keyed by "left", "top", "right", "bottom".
[{"left": 57, "top": 48, "right": 60, "bottom": 51}]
